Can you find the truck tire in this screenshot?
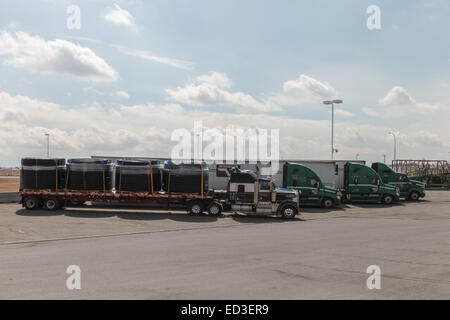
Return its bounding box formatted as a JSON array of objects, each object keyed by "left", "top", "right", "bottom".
[
  {"left": 44, "top": 197, "right": 60, "bottom": 210},
  {"left": 187, "top": 201, "right": 204, "bottom": 215},
  {"left": 409, "top": 191, "right": 420, "bottom": 201},
  {"left": 207, "top": 202, "right": 222, "bottom": 216},
  {"left": 24, "top": 196, "right": 41, "bottom": 210},
  {"left": 321, "top": 198, "right": 334, "bottom": 209},
  {"left": 382, "top": 194, "right": 394, "bottom": 204},
  {"left": 280, "top": 205, "right": 298, "bottom": 219}
]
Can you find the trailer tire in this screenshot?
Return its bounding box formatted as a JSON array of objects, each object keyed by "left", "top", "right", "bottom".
[
  {"left": 187, "top": 201, "right": 204, "bottom": 215},
  {"left": 280, "top": 205, "right": 297, "bottom": 219},
  {"left": 409, "top": 191, "right": 420, "bottom": 201},
  {"left": 321, "top": 198, "right": 334, "bottom": 209},
  {"left": 24, "top": 196, "right": 41, "bottom": 210},
  {"left": 69, "top": 200, "right": 85, "bottom": 206},
  {"left": 207, "top": 202, "right": 222, "bottom": 216},
  {"left": 382, "top": 194, "right": 394, "bottom": 204},
  {"left": 44, "top": 197, "right": 61, "bottom": 210}
]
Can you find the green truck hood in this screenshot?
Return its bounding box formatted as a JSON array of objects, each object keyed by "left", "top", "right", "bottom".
[
  {"left": 322, "top": 186, "right": 338, "bottom": 194},
  {"left": 409, "top": 179, "right": 426, "bottom": 188},
  {"left": 381, "top": 183, "right": 398, "bottom": 191}
]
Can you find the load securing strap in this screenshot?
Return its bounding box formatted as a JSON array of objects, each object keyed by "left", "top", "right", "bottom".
[
  {"left": 55, "top": 161, "right": 58, "bottom": 192},
  {"left": 119, "top": 165, "right": 122, "bottom": 195},
  {"left": 102, "top": 164, "right": 106, "bottom": 195},
  {"left": 149, "top": 161, "right": 155, "bottom": 196},
  {"left": 201, "top": 164, "right": 204, "bottom": 199}
]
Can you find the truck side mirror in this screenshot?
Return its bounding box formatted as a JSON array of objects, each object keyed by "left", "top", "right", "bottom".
[
  {"left": 315, "top": 181, "right": 320, "bottom": 189},
  {"left": 354, "top": 178, "right": 358, "bottom": 185}
]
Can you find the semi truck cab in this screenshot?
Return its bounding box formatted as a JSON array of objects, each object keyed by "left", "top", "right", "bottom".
[
  {"left": 371, "top": 162, "right": 426, "bottom": 200},
  {"left": 343, "top": 162, "right": 400, "bottom": 204},
  {"left": 282, "top": 162, "right": 341, "bottom": 208},
  {"left": 225, "top": 170, "right": 300, "bottom": 218}
]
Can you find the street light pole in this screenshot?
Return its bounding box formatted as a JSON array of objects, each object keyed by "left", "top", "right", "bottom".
[
  {"left": 388, "top": 131, "right": 397, "bottom": 169},
  {"left": 323, "top": 99, "right": 343, "bottom": 160},
  {"left": 45, "top": 133, "right": 50, "bottom": 158}
]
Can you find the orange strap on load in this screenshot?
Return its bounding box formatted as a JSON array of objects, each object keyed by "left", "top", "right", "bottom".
[
  {"left": 119, "top": 165, "right": 122, "bottom": 195},
  {"left": 149, "top": 161, "right": 155, "bottom": 196},
  {"left": 102, "top": 164, "right": 106, "bottom": 195},
  {"left": 201, "top": 164, "right": 204, "bottom": 199},
  {"left": 55, "top": 162, "right": 58, "bottom": 193}
]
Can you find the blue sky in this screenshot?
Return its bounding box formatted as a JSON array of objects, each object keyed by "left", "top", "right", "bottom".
[{"left": 0, "top": 0, "right": 449, "bottom": 166}]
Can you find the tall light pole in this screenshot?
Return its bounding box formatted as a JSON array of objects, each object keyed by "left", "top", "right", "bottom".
[
  {"left": 388, "top": 131, "right": 397, "bottom": 169},
  {"left": 323, "top": 99, "right": 343, "bottom": 160},
  {"left": 388, "top": 131, "right": 397, "bottom": 160},
  {"left": 383, "top": 154, "right": 387, "bottom": 164},
  {"left": 45, "top": 133, "right": 50, "bottom": 158}
]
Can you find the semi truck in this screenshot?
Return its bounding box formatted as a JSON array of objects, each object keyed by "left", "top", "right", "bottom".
[
  {"left": 20, "top": 162, "right": 300, "bottom": 219},
  {"left": 282, "top": 162, "right": 341, "bottom": 208},
  {"left": 342, "top": 162, "right": 400, "bottom": 204},
  {"left": 371, "top": 162, "right": 426, "bottom": 200}
]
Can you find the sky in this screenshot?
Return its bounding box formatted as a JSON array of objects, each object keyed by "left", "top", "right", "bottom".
[{"left": 0, "top": 0, "right": 449, "bottom": 166}]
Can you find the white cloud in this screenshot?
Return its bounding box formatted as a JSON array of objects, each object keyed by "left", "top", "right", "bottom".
[
  {"left": 334, "top": 109, "right": 355, "bottom": 117},
  {"left": 166, "top": 71, "right": 280, "bottom": 112},
  {"left": 113, "top": 90, "right": 130, "bottom": 99},
  {"left": 363, "top": 86, "right": 440, "bottom": 117},
  {"left": 0, "top": 90, "right": 447, "bottom": 166},
  {"left": 113, "top": 45, "right": 194, "bottom": 70},
  {"left": 103, "top": 4, "right": 137, "bottom": 30},
  {"left": 84, "top": 87, "right": 130, "bottom": 99},
  {"left": 269, "top": 74, "right": 338, "bottom": 106},
  {"left": 0, "top": 31, "right": 118, "bottom": 82}
]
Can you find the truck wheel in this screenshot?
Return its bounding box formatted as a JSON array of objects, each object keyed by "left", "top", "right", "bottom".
[
  {"left": 188, "top": 201, "right": 203, "bottom": 215},
  {"left": 382, "top": 194, "right": 394, "bottom": 204},
  {"left": 280, "top": 205, "right": 298, "bottom": 219},
  {"left": 44, "top": 197, "right": 60, "bottom": 210},
  {"left": 409, "top": 191, "right": 420, "bottom": 201},
  {"left": 207, "top": 202, "right": 222, "bottom": 216},
  {"left": 322, "top": 198, "right": 334, "bottom": 209},
  {"left": 24, "top": 196, "right": 41, "bottom": 210}
]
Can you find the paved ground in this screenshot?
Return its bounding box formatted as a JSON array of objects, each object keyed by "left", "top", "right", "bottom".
[{"left": 1, "top": 191, "right": 449, "bottom": 299}]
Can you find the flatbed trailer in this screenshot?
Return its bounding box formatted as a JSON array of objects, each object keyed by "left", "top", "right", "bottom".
[{"left": 19, "top": 189, "right": 216, "bottom": 211}]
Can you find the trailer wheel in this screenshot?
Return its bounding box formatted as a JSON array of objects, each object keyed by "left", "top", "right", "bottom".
[
  {"left": 207, "top": 202, "right": 222, "bottom": 216},
  {"left": 321, "top": 198, "right": 334, "bottom": 209},
  {"left": 280, "top": 205, "right": 297, "bottom": 219},
  {"left": 44, "top": 197, "right": 60, "bottom": 210},
  {"left": 409, "top": 191, "right": 420, "bottom": 201},
  {"left": 69, "top": 200, "right": 85, "bottom": 206},
  {"left": 187, "top": 201, "right": 203, "bottom": 215},
  {"left": 382, "top": 194, "right": 394, "bottom": 204},
  {"left": 24, "top": 196, "right": 41, "bottom": 210}
]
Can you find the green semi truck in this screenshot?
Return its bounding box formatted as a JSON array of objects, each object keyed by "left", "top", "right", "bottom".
[
  {"left": 371, "top": 162, "right": 426, "bottom": 200},
  {"left": 343, "top": 162, "right": 400, "bottom": 204},
  {"left": 282, "top": 162, "right": 341, "bottom": 208}
]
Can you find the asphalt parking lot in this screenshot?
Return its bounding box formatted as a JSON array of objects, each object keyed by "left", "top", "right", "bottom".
[{"left": 1, "top": 191, "right": 449, "bottom": 299}]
